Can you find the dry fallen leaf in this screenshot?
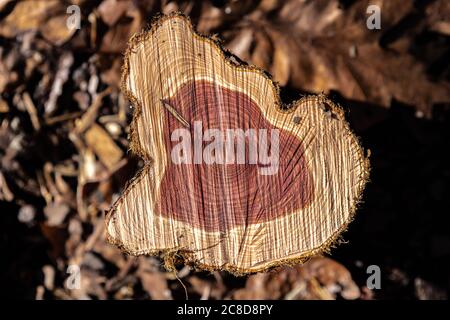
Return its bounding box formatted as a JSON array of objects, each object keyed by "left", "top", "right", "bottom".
[
  {"left": 222, "top": 0, "right": 450, "bottom": 116},
  {"left": 98, "top": 0, "right": 131, "bottom": 27},
  {"left": 232, "top": 257, "right": 360, "bottom": 300},
  {"left": 137, "top": 257, "right": 173, "bottom": 300},
  {"left": 0, "top": 0, "right": 76, "bottom": 45}
]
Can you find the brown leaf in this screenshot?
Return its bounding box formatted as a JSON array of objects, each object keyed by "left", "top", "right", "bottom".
[
  {"left": 225, "top": 0, "right": 450, "bottom": 115},
  {"left": 267, "top": 30, "right": 290, "bottom": 85},
  {"left": 137, "top": 257, "right": 172, "bottom": 300},
  {"left": 231, "top": 257, "right": 360, "bottom": 300},
  {"left": 98, "top": 0, "right": 131, "bottom": 27},
  {"left": 99, "top": 4, "right": 142, "bottom": 53},
  {"left": 426, "top": 0, "right": 450, "bottom": 36},
  {"left": 0, "top": 0, "right": 75, "bottom": 45},
  {"left": 304, "top": 257, "right": 360, "bottom": 300}
]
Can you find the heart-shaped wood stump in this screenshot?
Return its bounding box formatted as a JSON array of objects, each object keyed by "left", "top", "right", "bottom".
[{"left": 106, "top": 13, "right": 369, "bottom": 274}]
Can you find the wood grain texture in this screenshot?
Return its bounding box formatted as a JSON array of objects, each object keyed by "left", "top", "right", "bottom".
[{"left": 106, "top": 13, "right": 370, "bottom": 274}]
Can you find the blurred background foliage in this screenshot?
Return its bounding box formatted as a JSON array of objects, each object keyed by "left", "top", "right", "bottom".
[{"left": 0, "top": 0, "right": 449, "bottom": 299}]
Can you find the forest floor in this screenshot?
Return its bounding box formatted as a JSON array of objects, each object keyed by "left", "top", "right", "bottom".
[{"left": 0, "top": 0, "right": 449, "bottom": 299}]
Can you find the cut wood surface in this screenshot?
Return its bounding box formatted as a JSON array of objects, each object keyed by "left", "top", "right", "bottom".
[{"left": 106, "top": 13, "right": 369, "bottom": 274}]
